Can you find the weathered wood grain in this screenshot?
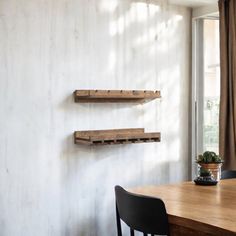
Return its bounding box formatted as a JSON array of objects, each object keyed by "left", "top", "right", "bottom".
[
  {"left": 74, "top": 128, "right": 161, "bottom": 145},
  {"left": 74, "top": 90, "right": 161, "bottom": 103},
  {"left": 131, "top": 179, "right": 236, "bottom": 236}
]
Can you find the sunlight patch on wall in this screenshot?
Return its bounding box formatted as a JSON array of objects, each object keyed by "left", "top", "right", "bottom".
[
  {"left": 174, "top": 14, "right": 183, "bottom": 22},
  {"left": 109, "top": 2, "right": 160, "bottom": 36},
  {"left": 161, "top": 137, "right": 181, "bottom": 162},
  {"left": 109, "top": 16, "right": 125, "bottom": 36},
  {"left": 118, "top": 16, "right": 125, "bottom": 35},
  {"left": 170, "top": 139, "right": 180, "bottom": 161},
  {"left": 132, "top": 13, "right": 183, "bottom": 50},
  {"left": 134, "top": 2, "right": 148, "bottom": 22},
  {"left": 100, "top": 0, "right": 118, "bottom": 12},
  {"left": 109, "top": 21, "right": 117, "bottom": 36},
  {"left": 149, "top": 3, "right": 160, "bottom": 17},
  {"left": 108, "top": 51, "right": 116, "bottom": 71}
]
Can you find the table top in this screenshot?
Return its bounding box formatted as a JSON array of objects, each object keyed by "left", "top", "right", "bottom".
[{"left": 130, "top": 179, "right": 236, "bottom": 235}]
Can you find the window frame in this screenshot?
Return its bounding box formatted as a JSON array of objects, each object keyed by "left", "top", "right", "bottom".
[{"left": 191, "top": 14, "right": 219, "bottom": 179}]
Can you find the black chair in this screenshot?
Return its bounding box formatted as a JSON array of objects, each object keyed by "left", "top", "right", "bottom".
[
  {"left": 221, "top": 170, "right": 236, "bottom": 179},
  {"left": 115, "top": 185, "right": 170, "bottom": 236}
]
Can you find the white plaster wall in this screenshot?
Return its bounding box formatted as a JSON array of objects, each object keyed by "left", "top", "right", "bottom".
[{"left": 0, "top": 0, "right": 191, "bottom": 235}]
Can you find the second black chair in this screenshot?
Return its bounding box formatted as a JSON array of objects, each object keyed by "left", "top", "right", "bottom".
[
  {"left": 115, "top": 185, "right": 170, "bottom": 236},
  {"left": 221, "top": 170, "right": 236, "bottom": 179}
]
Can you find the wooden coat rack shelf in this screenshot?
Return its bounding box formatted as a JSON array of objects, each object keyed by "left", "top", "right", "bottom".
[
  {"left": 74, "top": 90, "right": 161, "bottom": 103},
  {"left": 74, "top": 128, "right": 161, "bottom": 145}
]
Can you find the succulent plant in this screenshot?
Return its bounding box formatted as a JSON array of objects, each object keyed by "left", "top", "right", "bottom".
[
  {"left": 197, "top": 151, "right": 222, "bottom": 163},
  {"left": 199, "top": 167, "right": 211, "bottom": 177}
]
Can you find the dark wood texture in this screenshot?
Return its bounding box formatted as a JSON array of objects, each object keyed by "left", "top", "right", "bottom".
[
  {"left": 130, "top": 180, "right": 236, "bottom": 236},
  {"left": 74, "top": 90, "right": 161, "bottom": 103},
  {"left": 74, "top": 128, "right": 161, "bottom": 145}
]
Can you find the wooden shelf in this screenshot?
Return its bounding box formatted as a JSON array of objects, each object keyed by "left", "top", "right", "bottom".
[
  {"left": 74, "top": 90, "right": 161, "bottom": 103},
  {"left": 74, "top": 128, "right": 161, "bottom": 145}
]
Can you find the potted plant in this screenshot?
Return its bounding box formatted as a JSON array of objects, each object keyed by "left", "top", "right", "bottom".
[
  {"left": 199, "top": 167, "right": 212, "bottom": 179},
  {"left": 194, "top": 167, "right": 218, "bottom": 185},
  {"left": 196, "top": 151, "right": 223, "bottom": 181}
]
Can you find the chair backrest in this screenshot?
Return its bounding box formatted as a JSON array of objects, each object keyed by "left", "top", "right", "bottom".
[
  {"left": 115, "top": 185, "right": 169, "bottom": 236},
  {"left": 221, "top": 170, "right": 236, "bottom": 179}
]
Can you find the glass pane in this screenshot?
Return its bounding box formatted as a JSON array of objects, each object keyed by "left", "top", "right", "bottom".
[{"left": 203, "top": 19, "right": 220, "bottom": 153}]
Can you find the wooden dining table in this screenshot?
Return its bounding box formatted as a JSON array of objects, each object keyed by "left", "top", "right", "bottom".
[{"left": 130, "top": 179, "right": 236, "bottom": 236}]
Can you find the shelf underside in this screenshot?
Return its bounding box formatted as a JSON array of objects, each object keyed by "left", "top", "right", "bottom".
[
  {"left": 74, "top": 90, "right": 161, "bottom": 103},
  {"left": 74, "top": 128, "right": 161, "bottom": 145}
]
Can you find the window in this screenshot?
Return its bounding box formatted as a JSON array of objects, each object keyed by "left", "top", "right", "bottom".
[
  {"left": 192, "top": 15, "right": 220, "bottom": 176},
  {"left": 203, "top": 19, "right": 220, "bottom": 153}
]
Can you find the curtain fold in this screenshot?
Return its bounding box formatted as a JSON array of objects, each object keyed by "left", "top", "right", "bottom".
[{"left": 219, "top": 0, "right": 236, "bottom": 169}]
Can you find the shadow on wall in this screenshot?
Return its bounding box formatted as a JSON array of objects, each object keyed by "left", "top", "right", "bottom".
[
  {"left": 58, "top": 0, "right": 189, "bottom": 235},
  {"left": 60, "top": 136, "right": 185, "bottom": 236}
]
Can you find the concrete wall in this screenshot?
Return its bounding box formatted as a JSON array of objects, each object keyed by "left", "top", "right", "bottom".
[{"left": 0, "top": 0, "right": 191, "bottom": 235}]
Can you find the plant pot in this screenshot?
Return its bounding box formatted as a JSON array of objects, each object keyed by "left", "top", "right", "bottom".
[{"left": 198, "top": 163, "right": 223, "bottom": 181}]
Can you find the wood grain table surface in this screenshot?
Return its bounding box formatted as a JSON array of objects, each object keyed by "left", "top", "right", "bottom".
[{"left": 130, "top": 179, "right": 236, "bottom": 236}]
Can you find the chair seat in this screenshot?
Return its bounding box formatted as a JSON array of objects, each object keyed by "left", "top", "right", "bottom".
[{"left": 221, "top": 170, "right": 236, "bottom": 179}]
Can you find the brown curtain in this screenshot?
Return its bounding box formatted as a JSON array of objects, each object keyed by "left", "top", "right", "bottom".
[{"left": 219, "top": 0, "right": 236, "bottom": 169}]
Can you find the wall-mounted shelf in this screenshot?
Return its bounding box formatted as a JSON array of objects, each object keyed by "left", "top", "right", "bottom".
[
  {"left": 74, "top": 90, "right": 161, "bottom": 103},
  {"left": 74, "top": 128, "right": 161, "bottom": 145}
]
